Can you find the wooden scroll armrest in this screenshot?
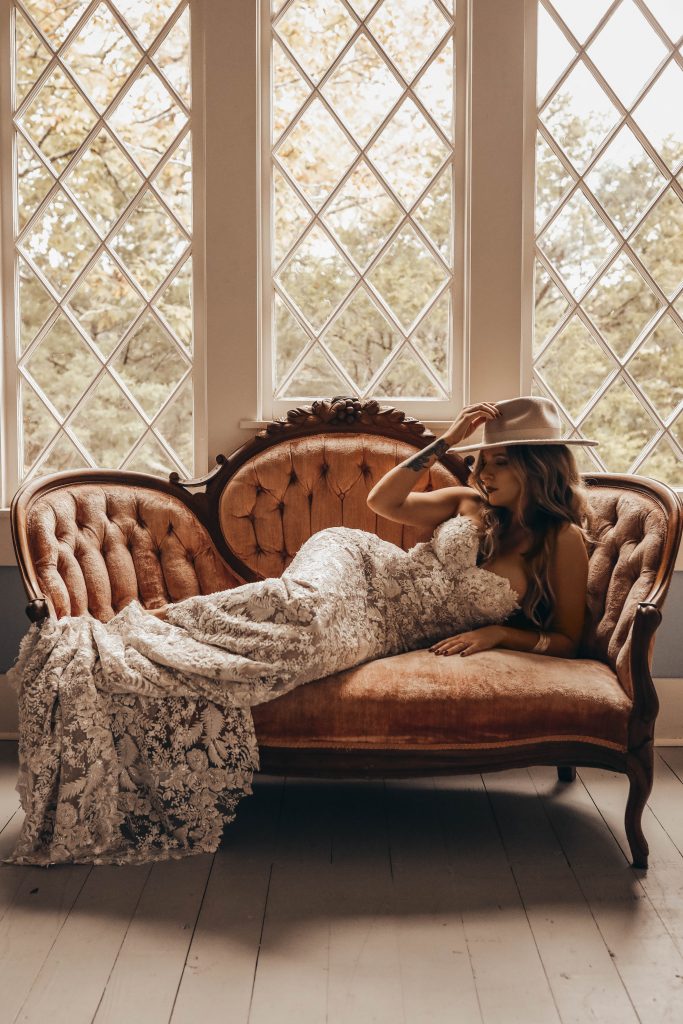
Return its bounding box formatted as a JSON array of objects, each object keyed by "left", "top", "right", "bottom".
[{"left": 620, "top": 602, "right": 661, "bottom": 747}]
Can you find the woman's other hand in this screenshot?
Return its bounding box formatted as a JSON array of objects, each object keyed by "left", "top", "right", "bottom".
[
  {"left": 430, "top": 625, "right": 506, "bottom": 656},
  {"left": 443, "top": 403, "right": 501, "bottom": 446}
]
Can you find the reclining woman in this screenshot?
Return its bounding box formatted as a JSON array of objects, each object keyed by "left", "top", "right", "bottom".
[
  {"left": 152, "top": 391, "right": 593, "bottom": 663},
  {"left": 6, "top": 396, "right": 598, "bottom": 867}
]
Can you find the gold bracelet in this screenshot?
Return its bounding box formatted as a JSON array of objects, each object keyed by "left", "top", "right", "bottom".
[{"left": 532, "top": 631, "right": 551, "bottom": 653}]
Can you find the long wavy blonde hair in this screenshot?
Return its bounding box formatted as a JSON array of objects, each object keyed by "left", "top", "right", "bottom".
[{"left": 466, "top": 444, "right": 597, "bottom": 629}]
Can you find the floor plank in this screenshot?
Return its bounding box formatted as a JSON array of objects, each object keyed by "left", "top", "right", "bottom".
[
  {"left": 433, "top": 773, "right": 562, "bottom": 1024},
  {"left": 483, "top": 767, "right": 639, "bottom": 1024},
  {"left": 89, "top": 852, "right": 213, "bottom": 1024},
  {"left": 529, "top": 764, "right": 683, "bottom": 1024},
  {"left": 247, "top": 777, "right": 336, "bottom": 1024},
  {"left": 384, "top": 778, "right": 482, "bottom": 1024},
  {"left": 170, "top": 775, "right": 284, "bottom": 1024},
  {"left": 325, "top": 780, "right": 404, "bottom": 1024}
]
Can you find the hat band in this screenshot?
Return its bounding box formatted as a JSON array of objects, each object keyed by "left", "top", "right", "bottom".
[{"left": 485, "top": 424, "right": 561, "bottom": 441}]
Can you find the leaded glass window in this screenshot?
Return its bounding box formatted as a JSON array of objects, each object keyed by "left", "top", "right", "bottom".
[
  {"left": 11, "top": 0, "right": 194, "bottom": 481},
  {"left": 533, "top": 0, "right": 683, "bottom": 487},
  {"left": 268, "top": 0, "right": 456, "bottom": 406}
]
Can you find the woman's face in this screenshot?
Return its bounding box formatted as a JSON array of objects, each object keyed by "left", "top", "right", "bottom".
[{"left": 478, "top": 447, "right": 523, "bottom": 510}]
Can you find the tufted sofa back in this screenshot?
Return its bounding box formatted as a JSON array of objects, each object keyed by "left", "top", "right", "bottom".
[
  {"left": 18, "top": 483, "right": 241, "bottom": 620},
  {"left": 579, "top": 482, "right": 673, "bottom": 697},
  {"left": 218, "top": 433, "right": 459, "bottom": 579}
]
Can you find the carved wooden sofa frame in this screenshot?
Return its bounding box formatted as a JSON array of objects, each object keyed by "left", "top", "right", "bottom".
[{"left": 11, "top": 398, "right": 683, "bottom": 870}]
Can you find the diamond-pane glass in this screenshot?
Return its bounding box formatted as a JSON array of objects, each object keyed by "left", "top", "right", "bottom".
[
  {"left": 583, "top": 254, "right": 662, "bottom": 359},
  {"left": 111, "top": 314, "right": 189, "bottom": 419},
  {"left": 581, "top": 380, "right": 658, "bottom": 473},
  {"left": 15, "top": 9, "right": 51, "bottom": 104},
  {"left": 323, "top": 290, "right": 402, "bottom": 389},
  {"left": 369, "top": 98, "right": 449, "bottom": 208},
  {"left": 587, "top": 1, "right": 668, "bottom": 107},
  {"left": 275, "top": 0, "right": 356, "bottom": 84},
  {"left": 322, "top": 34, "right": 402, "bottom": 146},
  {"left": 63, "top": 3, "right": 141, "bottom": 112},
  {"left": 70, "top": 372, "right": 146, "bottom": 464},
  {"left": 16, "top": 136, "right": 55, "bottom": 231},
  {"left": 67, "top": 253, "right": 144, "bottom": 358},
  {"left": 632, "top": 61, "right": 683, "bottom": 172},
  {"left": 111, "top": 189, "right": 189, "bottom": 297},
  {"left": 536, "top": 317, "right": 615, "bottom": 419},
  {"left": 19, "top": 190, "right": 99, "bottom": 296},
  {"left": 108, "top": 65, "right": 187, "bottom": 174},
  {"left": 272, "top": 40, "right": 310, "bottom": 143},
  {"left": 534, "top": 1, "right": 682, "bottom": 488},
  {"left": 540, "top": 62, "right": 619, "bottom": 171},
  {"left": 21, "top": 0, "right": 91, "bottom": 46},
  {"left": 538, "top": 190, "right": 617, "bottom": 296},
  {"left": 584, "top": 126, "right": 666, "bottom": 235},
  {"left": 277, "top": 226, "right": 356, "bottom": 331},
  {"left": 374, "top": 345, "right": 443, "bottom": 398},
  {"left": 18, "top": 66, "right": 98, "bottom": 173},
  {"left": 536, "top": 5, "right": 574, "bottom": 100},
  {"left": 64, "top": 128, "right": 143, "bottom": 235},
  {"left": 322, "top": 162, "right": 402, "bottom": 270},
  {"left": 369, "top": 0, "right": 449, "bottom": 83},
  {"left": 270, "top": 0, "right": 455, "bottom": 404},
  {"left": 368, "top": 224, "right": 448, "bottom": 331},
  {"left": 11, "top": 0, "right": 194, "bottom": 481},
  {"left": 627, "top": 316, "right": 683, "bottom": 419},
  {"left": 23, "top": 313, "right": 101, "bottom": 419},
  {"left": 18, "top": 257, "right": 56, "bottom": 352},
  {"left": 275, "top": 98, "right": 357, "bottom": 209}
]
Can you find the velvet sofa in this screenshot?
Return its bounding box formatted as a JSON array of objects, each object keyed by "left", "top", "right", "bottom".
[{"left": 11, "top": 398, "right": 683, "bottom": 869}]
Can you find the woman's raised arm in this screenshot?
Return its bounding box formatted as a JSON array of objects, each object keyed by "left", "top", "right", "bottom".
[{"left": 366, "top": 403, "right": 501, "bottom": 530}]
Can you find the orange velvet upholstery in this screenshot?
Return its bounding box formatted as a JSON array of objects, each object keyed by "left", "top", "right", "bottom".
[
  {"left": 218, "top": 433, "right": 459, "bottom": 578},
  {"left": 580, "top": 487, "right": 667, "bottom": 699},
  {"left": 252, "top": 647, "right": 631, "bottom": 751},
  {"left": 25, "top": 484, "right": 241, "bottom": 621}
]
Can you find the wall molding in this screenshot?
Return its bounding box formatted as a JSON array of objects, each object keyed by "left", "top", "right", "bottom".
[{"left": 1, "top": 673, "right": 681, "bottom": 744}]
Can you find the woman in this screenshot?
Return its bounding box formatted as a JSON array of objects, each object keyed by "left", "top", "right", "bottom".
[
  {"left": 5, "top": 396, "right": 598, "bottom": 867},
  {"left": 365, "top": 395, "right": 597, "bottom": 661}
]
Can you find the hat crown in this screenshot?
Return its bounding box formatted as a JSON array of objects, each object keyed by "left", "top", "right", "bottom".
[
  {"left": 484, "top": 396, "right": 562, "bottom": 444},
  {"left": 447, "top": 396, "right": 598, "bottom": 452}
]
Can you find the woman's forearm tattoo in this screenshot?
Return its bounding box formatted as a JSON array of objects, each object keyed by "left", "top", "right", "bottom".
[{"left": 405, "top": 438, "right": 450, "bottom": 472}]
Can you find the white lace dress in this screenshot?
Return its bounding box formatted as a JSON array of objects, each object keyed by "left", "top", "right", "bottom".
[{"left": 4, "top": 515, "right": 520, "bottom": 867}]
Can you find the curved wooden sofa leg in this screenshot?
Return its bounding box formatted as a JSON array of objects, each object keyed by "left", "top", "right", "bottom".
[
  {"left": 625, "top": 745, "right": 653, "bottom": 870},
  {"left": 557, "top": 766, "right": 576, "bottom": 782}
]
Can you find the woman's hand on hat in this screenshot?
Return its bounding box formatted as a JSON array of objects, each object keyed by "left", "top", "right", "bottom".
[
  {"left": 430, "top": 625, "right": 506, "bottom": 657},
  {"left": 442, "top": 404, "right": 501, "bottom": 446}
]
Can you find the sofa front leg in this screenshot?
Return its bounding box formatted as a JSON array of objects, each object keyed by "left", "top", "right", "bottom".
[
  {"left": 625, "top": 744, "right": 653, "bottom": 869},
  {"left": 557, "top": 766, "right": 576, "bottom": 782}
]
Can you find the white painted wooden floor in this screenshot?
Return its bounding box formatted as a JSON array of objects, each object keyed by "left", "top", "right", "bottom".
[{"left": 1, "top": 740, "right": 683, "bottom": 1024}]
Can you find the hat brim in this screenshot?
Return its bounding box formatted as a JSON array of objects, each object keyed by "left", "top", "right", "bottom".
[{"left": 447, "top": 438, "right": 599, "bottom": 453}]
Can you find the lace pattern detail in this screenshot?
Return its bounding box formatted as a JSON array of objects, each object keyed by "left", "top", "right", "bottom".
[{"left": 4, "top": 516, "right": 519, "bottom": 866}]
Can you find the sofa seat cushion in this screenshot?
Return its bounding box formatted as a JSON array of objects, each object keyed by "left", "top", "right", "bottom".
[{"left": 251, "top": 649, "right": 632, "bottom": 751}]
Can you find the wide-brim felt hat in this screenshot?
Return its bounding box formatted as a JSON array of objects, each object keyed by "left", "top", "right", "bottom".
[{"left": 447, "top": 396, "right": 599, "bottom": 453}]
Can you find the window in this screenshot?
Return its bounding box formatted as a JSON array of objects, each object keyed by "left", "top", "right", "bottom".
[
  {"left": 533, "top": 0, "right": 683, "bottom": 486},
  {"left": 265, "top": 0, "right": 461, "bottom": 420},
  {"left": 1, "top": 0, "right": 681, "bottom": 522},
  {"left": 2, "top": 0, "right": 194, "bottom": 494}
]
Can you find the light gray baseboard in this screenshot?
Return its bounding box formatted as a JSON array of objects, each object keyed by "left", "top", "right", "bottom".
[{"left": 1, "top": 673, "right": 682, "bottom": 744}]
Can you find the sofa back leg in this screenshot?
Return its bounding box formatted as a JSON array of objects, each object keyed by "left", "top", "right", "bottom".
[
  {"left": 625, "top": 746, "right": 653, "bottom": 869},
  {"left": 557, "top": 766, "right": 576, "bottom": 782}
]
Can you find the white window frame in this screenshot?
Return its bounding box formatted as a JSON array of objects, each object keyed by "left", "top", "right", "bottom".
[{"left": 2, "top": 0, "right": 679, "bottom": 567}]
